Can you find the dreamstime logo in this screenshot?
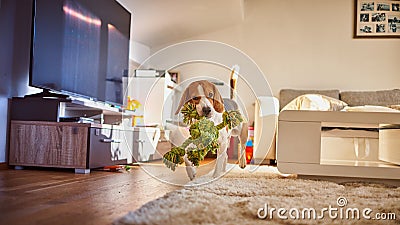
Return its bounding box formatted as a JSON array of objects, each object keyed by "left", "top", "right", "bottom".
[
  {"left": 257, "top": 197, "right": 397, "bottom": 221},
  {"left": 336, "top": 196, "right": 348, "bottom": 207}
]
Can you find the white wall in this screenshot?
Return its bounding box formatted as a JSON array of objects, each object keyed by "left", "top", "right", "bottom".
[
  {"left": 130, "top": 40, "right": 150, "bottom": 64},
  {"left": 0, "top": 0, "right": 15, "bottom": 163},
  {"left": 0, "top": 0, "right": 38, "bottom": 163},
  {"left": 0, "top": 98, "right": 8, "bottom": 162},
  {"left": 152, "top": 0, "right": 400, "bottom": 123}
]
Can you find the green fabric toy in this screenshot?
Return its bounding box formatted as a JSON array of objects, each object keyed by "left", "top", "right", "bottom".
[{"left": 163, "top": 102, "right": 243, "bottom": 171}]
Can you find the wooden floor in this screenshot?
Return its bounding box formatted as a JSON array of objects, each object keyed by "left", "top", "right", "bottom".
[{"left": 0, "top": 165, "right": 182, "bottom": 225}]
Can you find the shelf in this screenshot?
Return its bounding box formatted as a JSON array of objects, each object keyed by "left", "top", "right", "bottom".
[
  {"left": 320, "top": 159, "right": 400, "bottom": 168},
  {"left": 67, "top": 98, "right": 122, "bottom": 116}
]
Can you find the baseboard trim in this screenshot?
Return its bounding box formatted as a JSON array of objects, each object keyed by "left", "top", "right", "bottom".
[
  {"left": 254, "top": 158, "right": 277, "bottom": 166},
  {"left": 298, "top": 175, "right": 400, "bottom": 187},
  {"left": 0, "top": 162, "right": 9, "bottom": 170}
]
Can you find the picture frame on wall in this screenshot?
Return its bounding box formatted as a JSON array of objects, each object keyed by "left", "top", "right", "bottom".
[{"left": 354, "top": 0, "right": 400, "bottom": 38}]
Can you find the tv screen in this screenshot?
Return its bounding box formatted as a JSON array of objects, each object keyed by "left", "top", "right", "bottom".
[{"left": 30, "top": 0, "right": 131, "bottom": 106}]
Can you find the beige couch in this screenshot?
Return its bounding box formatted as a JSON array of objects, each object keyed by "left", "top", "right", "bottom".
[{"left": 279, "top": 89, "right": 400, "bottom": 110}]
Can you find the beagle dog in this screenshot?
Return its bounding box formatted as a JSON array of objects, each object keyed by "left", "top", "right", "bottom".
[{"left": 175, "top": 80, "right": 248, "bottom": 180}]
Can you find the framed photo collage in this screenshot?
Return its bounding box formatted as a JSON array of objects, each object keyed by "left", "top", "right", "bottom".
[{"left": 355, "top": 0, "right": 400, "bottom": 38}]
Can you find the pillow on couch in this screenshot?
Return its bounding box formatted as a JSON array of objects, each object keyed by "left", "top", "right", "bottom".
[
  {"left": 281, "top": 94, "right": 348, "bottom": 111},
  {"left": 279, "top": 89, "right": 340, "bottom": 111},
  {"left": 389, "top": 105, "right": 400, "bottom": 111}
]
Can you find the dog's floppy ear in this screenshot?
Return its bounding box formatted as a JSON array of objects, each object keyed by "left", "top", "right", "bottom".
[
  {"left": 175, "top": 85, "right": 190, "bottom": 115},
  {"left": 212, "top": 83, "right": 225, "bottom": 113}
]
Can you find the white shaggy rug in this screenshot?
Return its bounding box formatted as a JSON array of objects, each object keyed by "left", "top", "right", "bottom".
[{"left": 114, "top": 165, "right": 400, "bottom": 225}]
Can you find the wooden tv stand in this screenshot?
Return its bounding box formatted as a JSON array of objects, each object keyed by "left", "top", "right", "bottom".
[
  {"left": 8, "top": 96, "right": 134, "bottom": 173},
  {"left": 9, "top": 121, "right": 132, "bottom": 173}
]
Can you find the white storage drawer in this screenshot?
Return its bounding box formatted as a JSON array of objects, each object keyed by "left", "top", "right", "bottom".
[
  {"left": 132, "top": 127, "right": 161, "bottom": 162},
  {"left": 88, "top": 126, "right": 133, "bottom": 168}
]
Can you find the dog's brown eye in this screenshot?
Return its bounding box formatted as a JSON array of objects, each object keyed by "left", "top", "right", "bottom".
[
  {"left": 192, "top": 96, "right": 200, "bottom": 101},
  {"left": 209, "top": 93, "right": 214, "bottom": 98}
]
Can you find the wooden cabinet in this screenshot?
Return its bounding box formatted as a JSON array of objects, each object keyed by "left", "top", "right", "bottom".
[
  {"left": 8, "top": 96, "right": 136, "bottom": 173},
  {"left": 9, "top": 121, "right": 132, "bottom": 173},
  {"left": 9, "top": 121, "right": 89, "bottom": 168}
]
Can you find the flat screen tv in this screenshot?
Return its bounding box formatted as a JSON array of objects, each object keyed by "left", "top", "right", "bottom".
[{"left": 30, "top": 0, "right": 131, "bottom": 106}]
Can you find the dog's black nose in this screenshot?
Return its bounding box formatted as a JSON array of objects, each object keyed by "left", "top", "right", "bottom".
[{"left": 202, "top": 106, "right": 211, "bottom": 116}]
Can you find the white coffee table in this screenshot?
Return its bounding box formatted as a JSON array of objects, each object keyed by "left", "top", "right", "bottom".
[{"left": 277, "top": 110, "right": 400, "bottom": 182}]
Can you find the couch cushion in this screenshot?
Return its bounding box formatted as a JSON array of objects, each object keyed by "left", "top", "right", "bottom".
[
  {"left": 279, "top": 89, "right": 340, "bottom": 110},
  {"left": 282, "top": 94, "right": 348, "bottom": 111},
  {"left": 340, "top": 89, "right": 400, "bottom": 106}
]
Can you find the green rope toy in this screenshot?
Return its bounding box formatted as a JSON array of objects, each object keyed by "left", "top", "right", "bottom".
[{"left": 163, "top": 102, "right": 244, "bottom": 171}]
